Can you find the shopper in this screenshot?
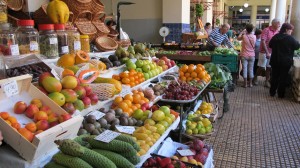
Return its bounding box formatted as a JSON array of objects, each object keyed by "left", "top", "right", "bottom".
[
  {"left": 255, "top": 19, "right": 280, "bottom": 88},
  {"left": 237, "top": 24, "right": 256, "bottom": 88},
  {"left": 269, "top": 23, "right": 300, "bottom": 98},
  {"left": 206, "top": 23, "right": 234, "bottom": 51},
  {"left": 0, "top": 130, "right": 3, "bottom": 146},
  {"left": 204, "top": 22, "right": 212, "bottom": 35},
  {"left": 253, "top": 29, "right": 262, "bottom": 84}
]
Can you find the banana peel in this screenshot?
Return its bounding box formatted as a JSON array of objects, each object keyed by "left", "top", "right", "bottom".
[{"left": 47, "top": 0, "right": 70, "bottom": 24}]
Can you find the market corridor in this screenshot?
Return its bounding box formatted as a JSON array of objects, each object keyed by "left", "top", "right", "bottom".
[{"left": 206, "top": 80, "right": 300, "bottom": 167}]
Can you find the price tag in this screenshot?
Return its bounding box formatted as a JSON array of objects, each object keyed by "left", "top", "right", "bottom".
[
  {"left": 74, "top": 41, "right": 81, "bottom": 50},
  {"left": 51, "top": 69, "right": 61, "bottom": 80},
  {"left": 49, "top": 38, "right": 58, "bottom": 44},
  {"left": 30, "top": 41, "right": 39, "bottom": 51},
  {"left": 115, "top": 125, "right": 135, "bottom": 134},
  {"left": 1, "top": 80, "right": 19, "bottom": 97},
  {"left": 88, "top": 110, "right": 105, "bottom": 120},
  {"left": 61, "top": 46, "right": 69, "bottom": 54},
  {"left": 94, "top": 130, "right": 120, "bottom": 143},
  {"left": 10, "top": 44, "right": 20, "bottom": 55},
  {"left": 177, "top": 149, "right": 195, "bottom": 156}
]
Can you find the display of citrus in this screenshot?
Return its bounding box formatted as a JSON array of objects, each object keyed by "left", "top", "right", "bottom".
[{"left": 178, "top": 64, "right": 210, "bottom": 82}]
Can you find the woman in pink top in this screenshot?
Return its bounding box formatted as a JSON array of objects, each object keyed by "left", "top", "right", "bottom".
[{"left": 237, "top": 24, "right": 256, "bottom": 87}]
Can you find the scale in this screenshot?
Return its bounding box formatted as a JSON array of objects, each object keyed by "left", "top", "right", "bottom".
[{"left": 159, "top": 26, "right": 170, "bottom": 43}]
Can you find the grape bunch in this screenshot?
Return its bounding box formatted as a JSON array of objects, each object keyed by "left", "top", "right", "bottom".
[{"left": 163, "top": 81, "right": 200, "bottom": 100}]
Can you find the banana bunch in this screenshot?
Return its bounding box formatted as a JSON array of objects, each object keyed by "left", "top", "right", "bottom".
[{"left": 47, "top": 0, "right": 70, "bottom": 24}]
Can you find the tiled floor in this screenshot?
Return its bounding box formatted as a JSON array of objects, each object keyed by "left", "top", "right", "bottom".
[{"left": 206, "top": 80, "right": 300, "bottom": 168}]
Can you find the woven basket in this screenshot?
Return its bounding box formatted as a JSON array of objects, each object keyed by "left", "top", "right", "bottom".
[
  {"left": 90, "top": 0, "right": 104, "bottom": 14},
  {"left": 95, "top": 36, "right": 118, "bottom": 51},
  {"left": 61, "top": 0, "right": 91, "bottom": 18},
  {"left": 108, "top": 29, "right": 119, "bottom": 40},
  {"left": 92, "top": 12, "right": 110, "bottom": 37},
  {"left": 74, "top": 10, "right": 97, "bottom": 42},
  {"left": 88, "top": 83, "right": 115, "bottom": 100},
  {"left": 117, "top": 39, "right": 131, "bottom": 48},
  {"left": 7, "top": 0, "right": 23, "bottom": 11}
]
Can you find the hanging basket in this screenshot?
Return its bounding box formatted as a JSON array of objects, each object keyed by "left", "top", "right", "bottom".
[
  {"left": 90, "top": 0, "right": 104, "bottom": 14},
  {"left": 74, "top": 10, "right": 97, "bottom": 42},
  {"left": 92, "top": 12, "right": 110, "bottom": 38},
  {"left": 61, "top": 0, "right": 91, "bottom": 18},
  {"left": 7, "top": 0, "right": 24, "bottom": 11},
  {"left": 95, "top": 36, "right": 118, "bottom": 51}
]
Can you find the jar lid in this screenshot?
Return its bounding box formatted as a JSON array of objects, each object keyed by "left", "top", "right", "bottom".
[
  {"left": 54, "top": 24, "right": 65, "bottom": 30},
  {"left": 80, "top": 35, "right": 89, "bottom": 39},
  {"left": 17, "top": 20, "right": 34, "bottom": 26},
  {"left": 39, "top": 24, "right": 54, "bottom": 30}
]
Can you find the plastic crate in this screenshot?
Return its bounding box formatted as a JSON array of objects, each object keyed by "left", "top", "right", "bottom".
[{"left": 211, "top": 54, "right": 238, "bottom": 63}]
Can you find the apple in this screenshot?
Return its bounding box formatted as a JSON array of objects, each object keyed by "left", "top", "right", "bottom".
[
  {"left": 34, "top": 111, "right": 48, "bottom": 122},
  {"left": 25, "top": 104, "right": 39, "bottom": 119},
  {"left": 14, "top": 101, "right": 27, "bottom": 114},
  {"left": 170, "top": 60, "right": 175, "bottom": 67},
  {"left": 48, "top": 113, "right": 58, "bottom": 123},
  {"left": 162, "top": 65, "right": 168, "bottom": 71},
  {"left": 88, "top": 93, "right": 99, "bottom": 105},
  {"left": 58, "top": 114, "right": 71, "bottom": 123},
  {"left": 142, "top": 103, "right": 150, "bottom": 110},
  {"left": 49, "top": 121, "right": 59, "bottom": 128},
  {"left": 40, "top": 105, "right": 52, "bottom": 115},
  {"left": 62, "top": 102, "right": 76, "bottom": 114},
  {"left": 36, "top": 120, "right": 49, "bottom": 131},
  {"left": 135, "top": 60, "right": 144, "bottom": 68},
  {"left": 81, "top": 97, "right": 91, "bottom": 108},
  {"left": 150, "top": 105, "right": 159, "bottom": 111},
  {"left": 159, "top": 106, "right": 170, "bottom": 115},
  {"left": 73, "top": 86, "right": 86, "bottom": 99},
  {"left": 158, "top": 60, "right": 165, "bottom": 66},
  {"left": 83, "top": 86, "right": 93, "bottom": 96},
  {"left": 142, "top": 64, "right": 150, "bottom": 73}
]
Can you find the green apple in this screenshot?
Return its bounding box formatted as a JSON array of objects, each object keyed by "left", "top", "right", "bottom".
[
  {"left": 197, "top": 123, "right": 203, "bottom": 130},
  {"left": 136, "top": 68, "right": 143, "bottom": 72},
  {"left": 186, "top": 120, "right": 192, "bottom": 127},
  {"left": 206, "top": 126, "right": 212, "bottom": 133},
  {"left": 133, "top": 109, "right": 143, "bottom": 119},
  {"left": 135, "top": 60, "right": 144, "bottom": 68},
  {"left": 199, "top": 127, "right": 206, "bottom": 134},
  {"left": 149, "top": 63, "right": 155, "bottom": 70},
  {"left": 186, "top": 129, "right": 192, "bottom": 135},
  {"left": 189, "top": 122, "right": 197, "bottom": 129},
  {"left": 159, "top": 106, "right": 170, "bottom": 115},
  {"left": 158, "top": 66, "right": 163, "bottom": 73},
  {"left": 148, "top": 71, "right": 153, "bottom": 78},
  {"left": 126, "top": 61, "right": 136, "bottom": 70},
  {"left": 144, "top": 73, "right": 150, "bottom": 80},
  {"left": 142, "top": 64, "right": 150, "bottom": 73},
  {"left": 192, "top": 128, "right": 199, "bottom": 134},
  {"left": 143, "top": 110, "right": 152, "bottom": 117}
]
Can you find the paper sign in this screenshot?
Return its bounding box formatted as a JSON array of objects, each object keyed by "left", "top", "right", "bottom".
[
  {"left": 49, "top": 38, "right": 58, "bottom": 44},
  {"left": 94, "top": 130, "right": 121, "bottom": 143},
  {"left": 88, "top": 111, "right": 105, "bottom": 120},
  {"left": 30, "top": 41, "right": 39, "bottom": 51},
  {"left": 74, "top": 41, "right": 81, "bottom": 50},
  {"left": 177, "top": 149, "right": 195, "bottom": 156},
  {"left": 115, "top": 125, "right": 135, "bottom": 134},
  {"left": 51, "top": 69, "right": 61, "bottom": 80},
  {"left": 1, "top": 80, "right": 19, "bottom": 97},
  {"left": 61, "top": 46, "right": 69, "bottom": 54},
  {"left": 10, "top": 44, "right": 20, "bottom": 55}
]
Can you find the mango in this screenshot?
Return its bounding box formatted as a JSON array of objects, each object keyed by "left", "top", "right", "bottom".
[
  {"left": 73, "top": 99, "right": 84, "bottom": 111},
  {"left": 42, "top": 77, "right": 62, "bottom": 93},
  {"left": 48, "top": 92, "right": 66, "bottom": 106},
  {"left": 60, "top": 89, "right": 78, "bottom": 103}
]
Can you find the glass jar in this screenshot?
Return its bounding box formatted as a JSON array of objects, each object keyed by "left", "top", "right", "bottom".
[
  {"left": 0, "top": 23, "right": 19, "bottom": 56},
  {"left": 66, "top": 27, "right": 81, "bottom": 54},
  {"left": 80, "top": 35, "right": 90, "bottom": 53},
  {"left": 54, "top": 24, "right": 69, "bottom": 56},
  {"left": 38, "top": 24, "right": 59, "bottom": 59},
  {"left": 15, "top": 20, "right": 39, "bottom": 55},
  {"left": 0, "top": 0, "right": 7, "bottom": 24}
]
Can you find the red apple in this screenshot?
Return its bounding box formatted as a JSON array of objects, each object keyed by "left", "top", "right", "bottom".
[
  {"left": 158, "top": 60, "right": 165, "bottom": 66},
  {"left": 141, "top": 103, "right": 150, "bottom": 110},
  {"left": 83, "top": 86, "right": 93, "bottom": 96},
  {"left": 73, "top": 86, "right": 86, "bottom": 99},
  {"left": 49, "top": 121, "right": 60, "bottom": 128},
  {"left": 34, "top": 111, "right": 48, "bottom": 122},
  {"left": 150, "top": 105, "right": 159, "bottom": 111},
  {"left": 58, "top": 114, "right": 71, "bottom": 123},
  {"left": 38, "top": 72, "right": 53, "bottom": 86},
  {"left": 62, "top": 102, "right": 76, "bottom": 114},
  {"left": 170, "top": 60, "right": 176, "bottom": 67},
  {"left": 40, "top": 105, "right": 52, "bottom": 115},
  {"left": 48, "top": 113, "right": 58, "bottom": 123},
  {"left": 81, "top": 97, "right": 91, "bottom": 108},
  {"left": 36, "top": 120, "right": 49, "bottom": 131},
  {"left": 14, "top": 101, "right": 27, "bottom": 114},
  {"left": 88, "top": 93, "right": 99, "bottom": 105},
  {"left": 162, "top": 65, "right": 168, "bottom": 71},
  {"left": 25, "top": 104, "right": 39, "bottom": 119}
]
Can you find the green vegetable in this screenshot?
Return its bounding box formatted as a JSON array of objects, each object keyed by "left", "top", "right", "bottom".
[{"left": 204, "top": 62, "right": 232, "bottom": 89}]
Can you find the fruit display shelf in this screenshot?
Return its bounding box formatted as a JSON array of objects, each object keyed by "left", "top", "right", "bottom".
[{"left": 135, "top": 116, "right": 180, "bottom": 168}]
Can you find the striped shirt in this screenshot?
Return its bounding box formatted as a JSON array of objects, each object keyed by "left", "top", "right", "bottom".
[{"left": 207, "top": 28, "right": 234, "bottom": 48}]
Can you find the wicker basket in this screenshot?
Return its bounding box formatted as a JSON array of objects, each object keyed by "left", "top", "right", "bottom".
[
  {"left": 95, "top": 36, "right": 118, "bottom": 51},
  {"left": 61, "top": 0, "right": 91, "bottom": 18},
  {"left": 7, "top": 0, "right": 24, "bottom": 11},
  {"left": 88, "top": 83, "right": 115, "bottom": 100},
  {"left": 92, "top": 12, "right": 110, "bottom": 37},
  {"left": 90, "top": 0, "right": 104, "bottom": 14},
  {"left": 108, "top": 28, "right": 119, "bottom": 40},
  {"left": 74, "top": 10, "right": 97, "bottom": 42},
  {"left": 117, "top": 39, "right": 131, "bottom": 48}
]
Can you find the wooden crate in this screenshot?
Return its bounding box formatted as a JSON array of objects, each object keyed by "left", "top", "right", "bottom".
[{"left": 0, "top": 75, "right": 83, "bottom": 162}]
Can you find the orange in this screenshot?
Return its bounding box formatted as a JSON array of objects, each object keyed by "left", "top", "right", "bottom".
[
  {"left": 129, "top": 70, "right": 137, "bottom": 76},
  {"left": 122, "top": 78, "right": 130, "bottom": 84},
  {"left": 144, "top": 98, "right": 149, "bottom": 103},
  {"left": 137, "top": 73, "right": 143, "bottom": 78},
  {"left": 57, "top": 54, "right": 75, "bottom": 68},
  {"left": 134, "top": 104, "right": 141, "bottom": 109},
  {"left": 181, "top": 65, "right": 188, "bottom": 73},
  {"left": 129, "top": 76, "right": 135, "bottom": 82},
  {"left": 18, "top": 128, "right": 34, "bottom": 142},
  {"left": 132, "top": 90, "right": 139, "bottom": 94},
  {"left": 191, "top": 72, "right": 198, "bottom": 78},
  {"left": 194, "top": 77, "right": 200, "bottom": 81},
  {"left": 140, "top": 100, "right": 146, "bottom": 105},
  {"left": 188, "top": 64, "right": 195, "bottom": 73},
  {"left": 195, "top": 67, "right": 202, "bottom": 74},
  {"left": 198, "top": 71, "right": 206, "bottom": 79},
  {"left": 25, "top": 122, "right": 37, "bottom": 133},
  {"left": 120, "top": 72, "right": 129, "bottom": 78},
  {"left": 114, "top": 96, "right": 123, "bottom": 105},
  {"left": 131, "top": 105, "right": 138, "bottom": 111},
  {"left": 129, "top": 82, "right": 136, "bottom": 87},
  {"left": 197, "top": 64, "right": 205, "bottom": 70},
  {"left": 62, "top": 69, "right": 75, "bottom": 78},
  {"left": 11, "top": 122, "right": 21, "bottom": 130},
  {"left": 185, "top": 73, "right": 190, "bottom": 78},
  {"left": 112, "top": 75, "right": 120, "bottom": 81},
  {"left": 7, "top": 116, "right": 18, "bottom": 124},
  {"left": 180, "top": 76, "right": 187, "bottom": 81},
  {"left": 187, "top": 77, "right": 193, "bottom": 82},
  {"left": 0, "top": 112, "right": 10, "bottom": 120},
  {"left": 118, "top": 102, "right": 129, "bottom": 111},
  {"left": 133, "top": 94, "right": 142, "bottom": 104},
  {"left": 138, "top": 92, "right": 145, "bottom": 97},
  {"left": 124, "top": 94, "right": 133, "bottom": 102},
  {"left": 134, "top": 75, "right": 139, "bottom": 80},
  {"left": 179, "top": 71, "right": 184, "bottom": 77},
  {"left": 123, "top": 100, "right": 132, "bottom": 107}
]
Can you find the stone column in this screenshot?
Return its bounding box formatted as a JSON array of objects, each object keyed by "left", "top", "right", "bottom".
[
  {"left": 202, "top": 0, "right": 213, "bottom": 26},
  {"left": 269, "top": 0, "right": 277, "bottom": 24},
  {"left": 250, "top": 5, "right": 257, "bottom": 27},
  {"left": 291, "top": 0, "right": 300, "bottom": 41},
  {"left": 275, "top": 0, "right": 287, "bottom": 24},
  {"left": 224, "top": 5, "right": 229, "bottom": 24}
]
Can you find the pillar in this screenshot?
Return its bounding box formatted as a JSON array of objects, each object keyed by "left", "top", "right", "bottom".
[
  {"left": 162, "top": 0, "right": 190, "bottom": 43},
  {"left": 269, "top": 0, "right": 277, "bottom": 24},
  {"left": 250, "top": 5, "right": 257, "bottom": 27},
  {"left": 224, "top": 5, "right": 229, "bottom": 24},
  {"left": 23, "top": 0, "right": 49, "bottom": 12},
  {"left": 291, "top": 0, "right": 300, "bottom": 41},
  {"left": 202, "top": 0, "right": 213, "bottom": 26},
  {"left": 275, "top": 0, "right": 287, "bottom": 24}
]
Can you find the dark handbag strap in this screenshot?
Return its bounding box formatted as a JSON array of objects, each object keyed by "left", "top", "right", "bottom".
[{"left": 246, "top": 35, "right": 255, "bottom": 49}]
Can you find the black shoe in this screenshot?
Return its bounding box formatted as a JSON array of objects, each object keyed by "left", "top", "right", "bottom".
[
  {"left": 278, "top": 94, "right": 285, "bottom": 98},
  {"left": 269, "top": 90, "right": 276, "bottom": 97}
]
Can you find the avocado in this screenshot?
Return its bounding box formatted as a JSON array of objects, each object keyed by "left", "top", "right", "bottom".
[{"left": 108, "top": 55, "right": 118, "bottom": 62}]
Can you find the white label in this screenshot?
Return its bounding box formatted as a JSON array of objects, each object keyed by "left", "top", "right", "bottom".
[
  {"left": 30, "top": 41, "right": 39, "bottom": 51},
  {"left": 51, "top": 69, "right": 61, "bottom": 80},
  {"left": 177, "top": 149, "right": 195, "bottom": 156},
  {"left": 88, "top": 110, "right": 105, "bottom": 120},
  {"left": 10, "top": 44, "right": 20, "bottom": 55},
  {"left": 61, "top": 46, "right": 69, "bottom": 53},
  {"left": 74, "top": 41, "right": 81, "bottom": 50},
  {"left": 49, "top": 38, "right": 58, "bottom": 44},
  {"left": 94, "top": 130, "right": 121, "bottom": 143},
  {"left": 1, "top": 80, "right": 19, "bottom": 97},
  {"left": 115, "top": 125, "right": 135, "bottom": 134}
]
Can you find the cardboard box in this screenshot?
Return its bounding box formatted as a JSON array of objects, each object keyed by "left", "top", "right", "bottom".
[{"left": 0, "top": 75, "right": 83, "bottom": 162}]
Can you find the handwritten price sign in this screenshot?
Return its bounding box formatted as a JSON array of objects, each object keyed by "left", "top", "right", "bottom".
[
  {"left": 1, "top": 80, "right": 19, "bottom": 97},
  {"left": 94, "top": 130, "right": 121, "bottom": 143}
]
